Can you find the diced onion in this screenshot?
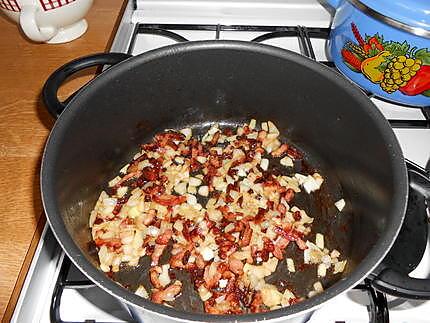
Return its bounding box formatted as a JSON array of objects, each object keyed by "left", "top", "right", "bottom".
[
  {"left": 135, "top": 285, "right": 149, "bottom": 298},
  {"left": 129, "top": 206, "right": 140, "bottom": 218},
  {"left": 198, "top": 285, "right": 212, "bottom": 301},
  {"left": 201, "top": 247, "right": 215, "bottom": 261},
  {"left": 159, "top": 264, "right": 171, "bottom": 287},
  {"left": 267, "top": 121, "right": 280, "bottom": 135},
  {"left": 286, "top": 258, "right": 295, "bottom": 272},
  {"left": 261, "top": 122, "right": 268, "bottom": 132},
  {"left": 189, "top": 177, "right": 202, "bottom": 186},
  {"left": 119, "top": 164, "right": 129, "bottom": 174},
  {"left": 219, "top": 279, "right": 228, "bottom": 288},
  {"left": 108, "top": 177, "right": 121, "bottom": 187},
  {"left": 117, "top": 186, "right": 128, "bottom": 198},
  {"left": 174, "top": 182, "right": 187, "bottom": 195},
  {"left": 186, "top": 194, "right": 197, "bottom": 205},
  {"left": 174, "top": 156, "right": 185, "bottom": 164},
  {"left": 260, "top": 158, "right": 269, "bottom": 171},
  {"left": 313, "top": 281, "right": 324, "bottom": 292},
  {"left": 103, "top": 197, "right": 117, "bottom": 207},
  {"left": 148, "top": 226, "right": 160, "bottom": 237},
  {"left": 263, "top": 257, "right": 279, "bottom": 273},
  {"left": 321, "top": 255, "right": 331, "bottom": 266},
  {"left": 180, "top": 128, "right": 192, "bottom": 140},
  {"left": 198, "top": 185, "right": 209, "bottom": 197},
  {"left": 196, "top": 156, "right": 207, "bottom": 163},
  {"left": 331, "top": 249, "right": 341, "bottom": 258},
  {"left": 224, "top": 223, "right": 235, "bottom": 233},
  {"left": 280, "top": 156, "right": 294, "bottom": 167},
  {"left": 335, "top": 198, "right": 346, "bottom": 212},
  {"left": 215, "top": 295, "right": 226, "bottom": 304},
  {"left": 187, "top": 185, "right": 197, "bottom": 194},
  {"left": 334, "top": 260, "right": 347, "bottom": 274},
  {"left": 315, "top": 233, "right": 324, "bottom": 250},
  {"left": 317, "top": 263, "right": 327, "bottom": 277},
  {"left": 261, "top": 284, "right": 283, "bottom": 307}
]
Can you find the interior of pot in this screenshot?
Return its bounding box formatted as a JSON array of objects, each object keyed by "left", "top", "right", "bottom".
[{"left": 42, "top": 41, "right": 406, "bottom": 320}]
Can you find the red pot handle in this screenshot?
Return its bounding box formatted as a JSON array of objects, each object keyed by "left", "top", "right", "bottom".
[{"left": 42, "top": 52, "right": 132, "bottom": 119}]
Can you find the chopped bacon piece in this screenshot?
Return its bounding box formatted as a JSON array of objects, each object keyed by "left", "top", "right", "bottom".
[
  {"left": 151, "top": 244, "right": 167, "bottom": 266},
  {"left": 272, "top": 143, "right": 289, "bottom": 157},
  {"left": 287, "top": 146, "right": 303, "bottom": 159},
  {"left": 151, "top": 281, "right": 182, "bottom": 304},
  {"left": 284, "top": 188, "right": 295, "bottom": 202},
  {"left": 195, "top": 253, "right": 206, "bottom": 269},
  {"left": 239, "top": 222, "right": 252, "bottom": 247},
  {"left": 152, "top": 194, "right": 186, "bottom": 206},
  {"left": 155, "top": 229, "right": 173, "bottom": 245},
  {"left": 150, "top": 266, "right": 162, "bottom": 288},
  {"left": 277, "top": 203, "right": 287, "bottom": 215},
  {"left": 203, "top": 262, "right": 222, "bottom": 289},
  {"left": 94, "top": 238, "right": 122, "bottom": 249},
  {"left": 273, "top": 237, "right": 289, "bottom": 260},
  {"left": 293, "top": 210, "right": 302, "bottom": 221},
  {"left": 155, "top": 132, "right": 185, "bottom": 149},
  {"left": 295, "top": 238, "right": 308, "bottom": 250},
  {"left": 115, "top": 170, "right": 142, "bottom": 187},
  {"left": 141, "top": 167, "right": 159, "bottom": 181},
  {"left": 257, "top": 130, "right": 267, "bottom": 142},
  {"left": 210, "top": 131, "right": 221, "bottom": 145},
  {"left": 250, "top": 291, "right": 265, "bottom": 313},
  {"left": 228, "top": 256, "right": 244, "bottom": 275}
]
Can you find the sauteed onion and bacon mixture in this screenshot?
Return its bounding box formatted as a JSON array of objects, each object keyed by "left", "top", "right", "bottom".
[{"left": 89, "top": 120, "right": 347, "bottom": 314}]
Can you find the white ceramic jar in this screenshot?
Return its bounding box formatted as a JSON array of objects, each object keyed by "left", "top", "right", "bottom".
[{"left": 0, "top": 0, "right": 93, "bottom": 43}]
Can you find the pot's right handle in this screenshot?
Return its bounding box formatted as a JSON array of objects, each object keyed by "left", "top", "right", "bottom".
[
  {"left": 371, "top": 160, "right": 430, "bottom": 299},
  {"left": 42, "top": 53, "right": 132, "bottom": 119}
]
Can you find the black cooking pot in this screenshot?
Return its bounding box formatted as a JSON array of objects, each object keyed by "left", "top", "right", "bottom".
[{"left": 41, "top": 41, "right": 430, "bottom": 322}]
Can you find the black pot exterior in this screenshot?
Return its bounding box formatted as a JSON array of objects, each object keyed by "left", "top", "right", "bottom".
[{"left": 41, "top": 41, "right": 408, "bottom": 321}]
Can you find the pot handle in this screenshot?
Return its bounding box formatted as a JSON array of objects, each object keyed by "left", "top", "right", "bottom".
[
  {"left": 42, "top": 53, "right": 132, "bottom": 119},
  {"left": 371, "top": 160, "right": 430, "bottom": 299}
]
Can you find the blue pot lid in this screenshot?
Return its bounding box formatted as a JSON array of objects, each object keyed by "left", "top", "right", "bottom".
[{"left": 352, "top": 0, "right": 430, "bottom": 34}]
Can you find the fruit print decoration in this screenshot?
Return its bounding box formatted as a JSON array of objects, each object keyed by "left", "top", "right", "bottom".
[{"left": 341, "top": 23, "right": 430, "bottom": 97}]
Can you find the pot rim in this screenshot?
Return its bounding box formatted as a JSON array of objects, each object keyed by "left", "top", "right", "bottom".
[{"left": 41, "top": 40, "right": 408, "bottom": 322}]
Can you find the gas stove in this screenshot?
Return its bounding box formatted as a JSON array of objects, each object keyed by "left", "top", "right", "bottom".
[{"left": 11, "top": 1, "right": 430, "bottom": 322}]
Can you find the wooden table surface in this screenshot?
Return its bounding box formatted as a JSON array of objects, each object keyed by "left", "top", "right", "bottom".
[{"left": 0, "top": 1, "right": 124, "bottom": 320}]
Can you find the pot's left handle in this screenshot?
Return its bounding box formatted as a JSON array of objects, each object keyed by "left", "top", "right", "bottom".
[{"left": 42, "top": 53, "right": 132, "bottom": 119}]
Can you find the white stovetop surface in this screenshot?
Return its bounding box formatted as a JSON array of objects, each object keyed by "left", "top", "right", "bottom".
[
  {"left": 132, "top": 0, "right": 333, "bottom": 26},
  {"left": 11, "top": 1, "right": 430, "bottom": 323}
]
